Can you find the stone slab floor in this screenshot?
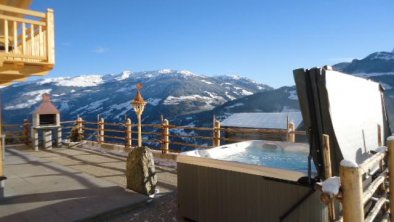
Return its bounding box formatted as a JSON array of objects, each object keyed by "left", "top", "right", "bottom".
[{"left": 0, "top": 144, "right": 179, "bottom": 221}]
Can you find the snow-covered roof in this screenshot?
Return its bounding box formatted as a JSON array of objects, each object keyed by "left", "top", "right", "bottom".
[{"left": 220, "top": 112, "right": 303, "bottom": 129}]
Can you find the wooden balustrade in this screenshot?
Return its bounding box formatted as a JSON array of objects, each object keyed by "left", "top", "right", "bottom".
[
  {"left": 5, "top": 117, "right": 304, "bottom": 153},
  {"left": 0, "top": 5, "right": 54, "bottom": 64}
]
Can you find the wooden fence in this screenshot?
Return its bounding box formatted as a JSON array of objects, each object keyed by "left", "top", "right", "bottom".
[
  {"left": 319, "top": 136, "right": 393, "bottom": 222},
  {"left": 2, "top": 117, "right": 305, "bottom": 153}
]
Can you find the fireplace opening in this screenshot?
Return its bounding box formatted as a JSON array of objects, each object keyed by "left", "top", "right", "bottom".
[{"left": 39, "top": 114, "right": 56, "bottom": 125}]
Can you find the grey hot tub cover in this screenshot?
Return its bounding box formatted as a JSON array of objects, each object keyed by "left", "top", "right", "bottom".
[{"left": 293, "top": 67, "right": 391, "bottom": 178}]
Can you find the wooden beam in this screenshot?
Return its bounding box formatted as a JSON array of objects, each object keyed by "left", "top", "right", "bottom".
[
  {"left": 0, "top": 4, "right": 46, "bottom": 18},
  {"left": 46, "top": 9, "right": 55, "bottom": 64},
  {"left": 0, "top": 14, "right": 45, "bottom": 27}
]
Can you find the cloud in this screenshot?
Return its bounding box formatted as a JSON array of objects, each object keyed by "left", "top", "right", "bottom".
[{"left": 92, "top": 46, "right": 108, "bottom": 54}]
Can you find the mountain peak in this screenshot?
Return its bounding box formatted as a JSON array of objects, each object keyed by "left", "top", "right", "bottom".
[
  {"left": 115, "top": 70, "right": 133, "bottom": 81},
  {"left": 368, "top": 51, "right": 394, "bottom": 61}
]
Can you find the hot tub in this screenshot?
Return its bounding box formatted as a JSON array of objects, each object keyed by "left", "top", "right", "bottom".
[{"left": 177, "top": 140, "right": 328, "bottom": 222}]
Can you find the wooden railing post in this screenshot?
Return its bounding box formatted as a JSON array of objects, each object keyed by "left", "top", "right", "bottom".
[
  {"left": 287, "top": 122, "right": 295, "bottom": 142},
  {"left": 213, "top": 120, "right": 221, "bottom": 147},
  {"left": 162, "top": 119, "right": 169, "bottom": 154},
  {"left": 388, "top": 136, "right": 394, "bottom": 222},
  {"left": 99, "top": 118, "right": 104, "bottom": 144},
  {"left": 322, "top": 134, "right": 335, "bottom": 221},
  {"left": 340, "top": 162, "right": 364, "bottom": 222},
  {"left": 125, "top": 118, "right": 132, "bottom": 149},
  {"left": 77, "top": 117, "right": 83, "bottom": 141},
  {"left": 23, "top": 119, "right": 30, "bottom": 145},
  {"left": 378, "top": 124, "right": 382, "bottom": 147},
  {"left": 46, "top": 8, "right": 55, "bottom": 64}
]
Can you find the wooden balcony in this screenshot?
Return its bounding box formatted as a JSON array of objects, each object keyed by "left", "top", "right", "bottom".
[{"left": 0, "top": 4, "right": 54, "bottom": 86}]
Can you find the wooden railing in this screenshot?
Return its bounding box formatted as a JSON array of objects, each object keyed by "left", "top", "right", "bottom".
[
  {"left": 319, "top": 136, "right": 393, "bottom": 222},
  {"left": 2, "top": 118, "right": 305, "bottom": 153},
  {"left": 0, "top": 4, "right": 54, "bottom": 64},
  {"left": 61, "top": 117, "right": 304, "bottom": 153}
]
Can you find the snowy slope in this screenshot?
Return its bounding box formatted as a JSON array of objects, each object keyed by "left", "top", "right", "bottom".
[{"left": 1, "top": 69, "right": 272, "bottom": 124}]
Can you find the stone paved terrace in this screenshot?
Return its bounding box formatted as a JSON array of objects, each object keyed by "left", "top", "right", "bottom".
[{"left": 0, "top": 144, "right": 180, "bottom": 221}]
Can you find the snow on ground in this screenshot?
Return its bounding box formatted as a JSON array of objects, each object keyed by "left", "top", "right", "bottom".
[
  {"left": 23, "top": 89, "right": 52, "bottom": 96},
  {"left": 71, "top": 98, "right": 109, "bottom": 115},
  {"left": 37, "top": 75, "right": 104, "bottom": 87},
  {"left": 115, "top": 70, "right": 132, "bottom": 81},
  {"left": 5, "top": 89, "right": 52, "bottom": 110},
  {"left": 230, "top": 75, "right": 241, "bottom": 80},
  {"left": 370, "top": 52, "right": 394, "bottom": 61},
  {"left": 159, "top": 69, "right": 172, "bottom": 74},
  {"left": 288, "top": 90, "right": 298, "bottom": 100},
  {"left": 322, "top": 176, "right": 341, "bottom": 197},
  {"left": 241, "top": 89, "right": 253, "bottom": 96},
  {"left": 201, "top": 79, "right": 213, "bottom": 85},
  {"left": 233, "top": 86, "right": 253, "bottom": 96},
  {"left": 100, "top": 101, "right": 132, "bottom": 119},
  {"left": 340, "top": 159, "right": 358, "bottom": 168},
  {"left": 225, "top": 91, "right": 236, "bottom": 100},
  {"left": 163, "top": 94, "right": 225, "bottom": 106},
  {"left": 147, "top": 98, "right": 161, "bottom": 106},
  {"left": 178, "top": 70, "right": 194, "bottom": 76}
]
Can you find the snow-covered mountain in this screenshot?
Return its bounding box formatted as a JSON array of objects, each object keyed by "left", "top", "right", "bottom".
[
  {"left": 172, "top": 49, "right": 394, "bottom": 128},
  {"left": 3, "top": 48, "right": 394, "bottom": 132},
  {"left": 1, "top": 69, "right": 272, "bottom": 124},
  {"left": 333, "top": 49, "right": 394, "bottom": 129}
]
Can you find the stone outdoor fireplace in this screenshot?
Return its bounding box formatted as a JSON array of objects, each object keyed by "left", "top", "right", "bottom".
[{"left": 32, "top": 93, "right": 62, "bottom": 150}]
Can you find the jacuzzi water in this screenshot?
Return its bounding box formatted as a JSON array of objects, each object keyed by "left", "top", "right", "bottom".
[{"left": 183, "top": 140, "right": 315, "bottom": 173}]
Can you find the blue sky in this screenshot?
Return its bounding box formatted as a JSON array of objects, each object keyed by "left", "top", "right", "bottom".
[{"left": 32, "top": 0, "right": 394, "bottom": 88}]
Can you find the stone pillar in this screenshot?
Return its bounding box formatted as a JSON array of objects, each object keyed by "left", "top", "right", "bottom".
[{"left": 43, "top": 130, "right": 52, "bottom": 150}]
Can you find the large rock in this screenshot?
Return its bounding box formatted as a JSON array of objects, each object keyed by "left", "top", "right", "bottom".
[{"left": 126, "top": 146, "right": 157, "bottom": 195}]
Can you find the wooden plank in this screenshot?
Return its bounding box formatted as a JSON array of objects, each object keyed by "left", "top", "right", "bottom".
[
  {"left": 4, "top": 19, "right": 9, "bottom": 53},
  {"left": 359, "top": 151, "right": 386, "bottom": 173},
  {"left": 12, "top": 21, "right": 17, "bottom": 53},
  {"left": 0, "top": 4, "right": 46, "bottom": 18},
  {"left": 0, "top": 52, "right": 46, "bottom": 60},
  {"left": 21, "top": 22, "right": 25, "bottom": 54},
  {"left": 45, "top": 9, "right": 55, "bottom": 64},
  {"left": 365, "top": 197, "right": 387, "bottom": 222},
  {"left": 362, "top": 171, "right": 386, "bottom": 204},
  {"left": 0, "top": 14, "right": 45, "bottom": 26}
]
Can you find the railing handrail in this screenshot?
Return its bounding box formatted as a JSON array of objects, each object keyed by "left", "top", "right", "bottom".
[
  {"left": 0, "top": 4, "right": 46, "bottom": 18},
  {"left": 4, "top": 118, "right": 304, "bottom": 151}
]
